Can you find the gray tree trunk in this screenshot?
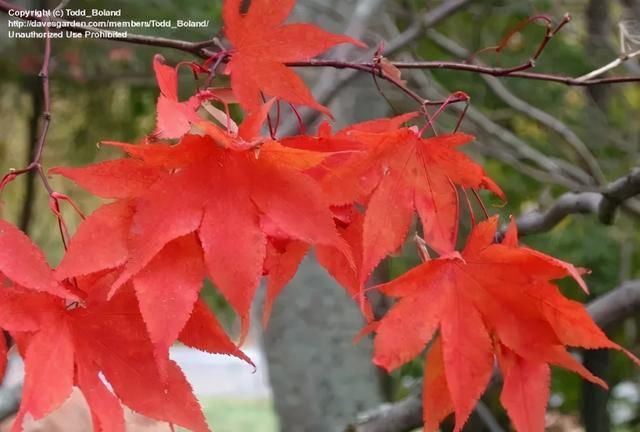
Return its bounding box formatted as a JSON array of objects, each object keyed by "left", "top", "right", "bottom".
[
  {"left": 621, "top": 0, "right": 640, "bottom": 20},
  {"left": 258, "top": 2, "right": 389, "bottom": 431},
  {"left": 260, "top": 255, "right": 383, "bottom": 432},
  {"left": 582, "top": 2, "right": 612, "bottom": 432}
]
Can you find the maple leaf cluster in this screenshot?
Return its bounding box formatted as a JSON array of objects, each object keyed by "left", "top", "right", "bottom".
[{"left": 0, "top": 0, "right": 637, "bottom": 431}]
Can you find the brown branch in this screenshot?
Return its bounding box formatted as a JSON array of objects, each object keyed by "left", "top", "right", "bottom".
[
  {"left": 0, "top": 1, "right": 453, "bottom": 115},
  {"left": 426, "top": 29, "right": 606, "bottom": 185},
  {"left": 280, "top": 0, "right": 476, "bottom": 136},
  {"left": 284, "top": 59, "right": 640, "bottom": 86},
  {"left": 587, "top": 280, "right": 640, "bottom": 328},
  {"left": 2, "top": 1, "right": 640, "bottom": 88},
  {"left": 510, "top": 168, "right": 640, "bottom": 238},
  {"left": 380, "top": 18, "right": 593, "bottom": 191},
  {"left": 346, "top": 281, "right": 640, "bottom": 432},
  {"left": 19, "top": 76, "right": 42, "bottom": 232},
  {"left": 344, "top": 392, "right": 422, "bottom": 432},
  {"left": 0, "top": 0, "right": 73, "bottom": 247}
]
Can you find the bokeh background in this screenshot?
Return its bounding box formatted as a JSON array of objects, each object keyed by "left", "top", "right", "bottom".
[{"left": 1, "top": 0, "right": 639, "bottom": 431}]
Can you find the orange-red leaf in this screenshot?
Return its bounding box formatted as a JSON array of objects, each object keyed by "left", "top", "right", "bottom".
[
  {"left": 75, "top": 357, "right": 125, "bottom": 432},
  {"left": 0, "top": 220, "right": 72, "bottom": 298},
  {"left": 14, "top": 321, "right": 74, "bottom": 427},
  {"left": 134, "top": 234, "right": 205, "bottom": 370},
  {"left": 498, "top": 345, "right": 550, "bottom": 432},
  {"left": 262, "top": 240, "right": 309, "bottom": 326},
  {"left": 72, "top": 288, "right": 209, "bottom": 432},
  {"left": 423, "top": 337, "right": 454, "bottom": 432},
  {"left": 179, "top": 298, "right": 254, "bottom": 367},
  {"left": 440, "top": 284, "right": 493, "bottom": 430},
  {"left": 371, "top": 216, "right": 637, "bottom": 432},
  {"left": 76, "top": 123, "right": 347, "bottom": 342},
  {"left": 152, "top": 55, "right": 206, "bottom": 139},
  {"left": 50, "top": 159, "right": 164, "bottom": 199},
  {"left": 223, "top": 0, "right": 365, "bottom": 114},
  {"left": 361, "top": 171, "right": 414, "bottom": 286},
  {"left": 56, "top": 200, "right": 134, "bottom": 280},
  {"left": 322, "top": 129, "right": 504, "bottom": 288},
  {"left": 0, "top": 289, "right": 50, "bottom": 332},
  {"left": 198, "top": 170, "right": 266, "bottom": 341}
]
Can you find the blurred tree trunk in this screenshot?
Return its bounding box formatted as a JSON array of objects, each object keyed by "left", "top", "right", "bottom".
[
  {"left": 585, "top": 0, "right": 612, "bottom": 108},
  {"left": 259, "top": 2, "right": 388, "bottom": 431},
  {"left": 261, "top": 255, "right": 384, "bottom": 432},
  {"left": 582, "top": 2, "right": 612, "bottom": 432},
  {"left": 621, "top": 0, "right": 640, "bottom": 20},
  {"left": 582, "top": 349, "right": 611, "bottom": 432}
]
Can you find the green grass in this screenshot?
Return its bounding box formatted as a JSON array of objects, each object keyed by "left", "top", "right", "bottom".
[{"left": 195, "top": 398, "right": 279, "bottom": 432}]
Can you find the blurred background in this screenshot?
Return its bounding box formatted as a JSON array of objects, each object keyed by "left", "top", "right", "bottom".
[{"left": 0, "top": 0, "right": 639, "bottom": 431}]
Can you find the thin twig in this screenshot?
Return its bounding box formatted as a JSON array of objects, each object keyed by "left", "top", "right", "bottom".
[
  {"left": 284, "top": 59, "right": 640, "bottom": 86},
  {"left": 469, "top": 14, "right": 570, "bottom": 75},
  {"left": 577, "top": 49, "right": 640, "bottom": 81},
  {"left": 1, "top": 2, "right": 640, "bottom": 88},
  {"left": 396, "top": 54, "right": 589, "bottom": 189},
  {"left": 426, "top": 29, "right": 606, "bottom": 185},
  {"left": 0, "top": 0, "right": 72, "bottom": 246}
]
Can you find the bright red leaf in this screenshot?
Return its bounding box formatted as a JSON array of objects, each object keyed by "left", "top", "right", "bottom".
[
  {"left": 223, "top": 0, "right": 366, "bottom": 114},
  {"left": 371, "top": 216, "right": 639, "bottom": 432},
  {"left": 0, "top": 220, "right": 73, "bottom": 299},
  {"left": 49, "top": 159, "right": 164, "bottom": 200},
  {"left": 3, "top": 3, "right": 636, "bottom": 432},
  {"left": 152, "top": 55, "right": 233, "bottom": 139},
  {"left": 179, "top": 298, "right": 254, "bottom": 367},
  {"left": 321, "top": 128, "right": 504, "bottom": 296},
  {"left": 497, "top": 344, "right": 550, "bottom": 432},
  {"left": 54, "top": 117, "right": 346, "bottom": 342},
  {"left": 133, "top": 234, "right": 205, "bottom": 373},
  {"left": 0, "top": 281, "right": 210, "bottom": 432},
  {"left": 75, "top": 356, "right": 125, "bottom": 432},
  {"left": 70, "top": 288, "right": 210, "bottom": 432},
  {"left": 13, "top": 319, "right": 74, "bottom": 430},
  {"left": 262, "top": 239, "right": 309, "bottom": 325},
  {"left": 55, "top": 200, "right": 134, "bottom": 280}
]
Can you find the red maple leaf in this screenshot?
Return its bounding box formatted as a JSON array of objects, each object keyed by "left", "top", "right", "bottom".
[
  {"left": 280, "top": 113, "right": 418, "bottom": 183},
  {"left": 152, "top": 55, "right": 235, "bottom": 139},
  {"left": 0, "top": 220, "right": 75, "bottom": 300},
  {"left": 223, "top": 0, "right": 366, "bottom": 114},
  {"left": 71, "top": 287, "right": 210, "bottom": 432},
  {"left": 55, "top": 200, "right": 135, "bottom": 282},
  {"left": 262, "top": 239, "right": 309, "bottom": 325},
  {"left": 52, "top": 112, "right": 347, "bottom": 343},
  {"left": 370, "top": 216, "right": 639, "bottom": 432},
  {"left": 153, "top": 54, "right": 201, "bottom": 139},
  {"left": 179, "top": 297, "right": 254, "bottom": 367},
  {"left": 322, "top": 128, "right": 504, "bottom": 290},
  {"left": 0, "top": 275, "right": 214, "bottom": 432},
  {"left": 53, "top": 200, "right": 254, "bottom": 373},
  {"left": 316, "top": 211, "right": 375, "bottom": 320}
]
